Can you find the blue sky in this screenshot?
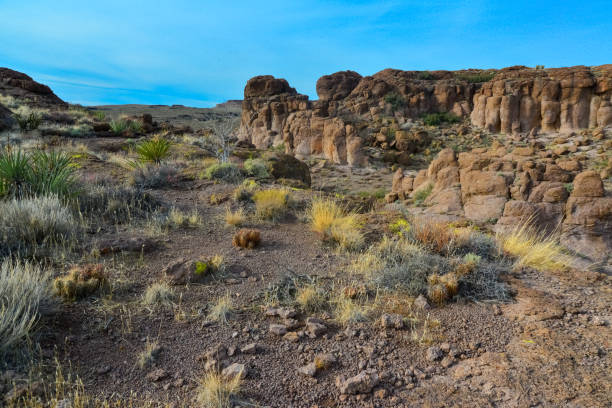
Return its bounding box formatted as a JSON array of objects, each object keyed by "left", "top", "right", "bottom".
[{"left": 0, "top": 1, "right": 610, "bottom": 107}]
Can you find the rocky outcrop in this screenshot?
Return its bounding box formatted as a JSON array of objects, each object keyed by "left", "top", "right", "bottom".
[
  {"left": 0, "top": 68, "right": 65, "bottom": 106},
  {"left": 390, "top": 144, "right": 612, "bottom": 264},
  {"left": 0, "top": 104, "right": 14, "bottom": 131},
  {"left": 239, "top": 66, "right": 612, "bottom": 166},
  {"left": 471, "top": 65, "right": 612, "bottom": 133}
]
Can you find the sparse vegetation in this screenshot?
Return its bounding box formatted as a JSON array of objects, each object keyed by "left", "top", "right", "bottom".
[
  {"left": 497, "top": 221, "right": 568, "bottom": 272},
  {"left": 164, "top": 207, "right": 201, "bottom": 228},
  {"left": 15, "top": 109, "right": 42, "bottom": 131},
  {"left": 205, "top": 162, "right": 243, "bottom": 183},
  {"left": 412, "top": 183, "right": 433, "bottom": 206},
  {"left": 137, "top": 340, "right": 161, "bottom": 368},
  {"left": 454, "top": 71, "right": 496, "bottom": 83},
  {"left": 53, "top": 264, "right": 109, "bottom": 300},
  {"left": 196, "top": 370, "right": 242, "bottom": 408},
  {"left": 142, "top": 282, "right": 176, "bottom": 307},
  {"left": 225, "top": 207, "right": 246, "bottom": 227},
  {"left": 334, "top": 296, "right": 368, "bottom": 325},
  {"left": 308, "top": 197, "right": 363, "bottom": 250},
  {"left": 384, "top": 91, "right": 405, "bottom": 112},
  {"left": 253, "top": 188, "right": 290, "bottom": 221},
  {"left": 295, "top": 282, "right": 327, "bottom": 313},
  {"left": 208, "top": 293, "right": 233, "bottom": 324},
  {"left": 244, "top": 157, "right": 269, "bottom": 179},
  {"left": 422, "top": 112, "right": 461, "bottom": 126},
  {"left": 129, "top": 163, "right": 179, "bottom": 188},
  {"left": 0, "top": 260, "right": 52, "bottom": 355}
]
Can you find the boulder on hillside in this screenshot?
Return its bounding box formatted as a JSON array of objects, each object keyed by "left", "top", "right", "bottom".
[
  {"left": 264, "top": 153, "right": 311, "bottom": 187},
  {"left": 316, "top": 70, "right": 362, "bottom": 101},
  {"left": 0, "top": 104, "right": 15, "bottom": 131},
  {"left": 0, "top": 67, "right": 65, "bottom": 106},
  {"left": 244, "top": 75, "right": 297, "bottom": 98}
]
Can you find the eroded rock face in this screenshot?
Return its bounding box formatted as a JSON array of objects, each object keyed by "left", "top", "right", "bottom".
[
  {"left": 0, "top": 104, "right": 14, "bottom": 131},
  {"left": 240, "top": 66, "right": 612, "bottom": 166},
  {"left": 391, "top": 146, "right": 612, "bottom": 263},
  {"left": 0, "top": 67, "right": 65, "bottom": 106},
  {"left": 471, "top": 65, "right": 612, "bottom": 133}
]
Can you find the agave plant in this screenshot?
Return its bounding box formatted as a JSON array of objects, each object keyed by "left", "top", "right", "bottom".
[{"left": 135, "top": 136, "right": 172, "bottom": 164}]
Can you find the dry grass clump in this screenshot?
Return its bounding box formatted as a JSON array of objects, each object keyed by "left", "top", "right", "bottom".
[
  {"left": 295, "top": 283, "right": 327, "bottom": 313},
  {"left": 129, "top": 163, "right": 179, "bottom": 188},
  {"left": 0, "top": 260, "right": 52, "bottom": 355},
  {"left": 137, "top": 340, "right": 162, "bottom": 369},
  {"left": 196, "top": 370, "right": 242, "bottom": 408},
  {"left": 195, "top": 255, "right": 226, "bottom": 277},
  {"left": 53, "top": 264, "right": 109, "bottom": 301},
  {"left": 142, "top": 282, "right": 175, "bottom": 307},
  {"left": 0, "top": 195, "right": 79, "bottom": 257},
  {"left": 497, "top": 222, "right": 568, "bottom": 272},
  {"left": 252, "top": 188, "right": 290, "bottom": 220},
  {"left": 426, "top": 273, "right": 459, "bottom": 305},
  {"left": 165, "top": 207, "right": 201, "bottom": 228},
  {"left": 208, "top": 293, "right": 233, "bottom": 324},
  {"left": 308, "top": 197, "right": 363, "bottom": 250},
  {"left": 232, "top": 228, "right": 261, "bottom": 249},
  {"left": 334, "top": 295, "right": 368, "bottom": 325},
  {"left": 411, "top": 219, "right": 453, "bottom": 253},
  {"left": 225, "top": 207, "right": 246, "bottom": 227}
]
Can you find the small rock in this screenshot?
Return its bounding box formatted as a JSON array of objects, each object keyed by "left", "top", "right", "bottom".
[
  {"left": 241, "top": 343, "right": 259, "bottom": 354},
  {"left": 297, "top": 362, "right": 318, "bottom": 377},
  {"left": 373, "top": 388, "right": 388, "bottom": 399},
  {"left": 283, "top": 332, "right": 300, "bottom": 342},
  {"left": 426, "top": 346, "right": 444, "bottom": 362},
  {"left": 305, "top": 318, "right": 327, "bottom": 338},
  {"left": 441, "top": 356, "right": 456, "bottom": 368},
  {"left": 314, "top": 353, "right": 337, "bottom": 370},
  {"left": 269, "top": 324, "right": 288, "bottom": 336},
  {"left": 591, "top": 316, "right": 607, "bottom": 326},
  {"left": 414, "top": 295, "right": 430, "bottom": 310},
  {"left": 336, "top": 370, "right": 379, "bottom": 395},
  {"left": 96, "top": 365, "right": 111, "bottom": 375},
  {"left": 222, "top": 363, "right": 246, "bottom": 380},
  {"left": 146, "top": 369, "right": 167, "bottom": 382},
  {"left": 277, "top": 307, "right": 297, "bottom": 319},
  {"left": 380, "top": 313, "right": 405, "bottom": 330}
]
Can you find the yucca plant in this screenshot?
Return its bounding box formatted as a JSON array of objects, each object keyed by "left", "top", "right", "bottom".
[
  {"left": 135, "top": 137, "right": 172, "bottom": 164},
  {"left": 15, "top": 110, "right": 42, "bottom": 131},
  {"left": 109, "top": 119, "right": 130, "bottom": 134},
  {"left": 30, "top": 151, "right": 78, "bottom": 197},
  {"left": 0, "top": 148, "right": 31, "bottom": 197}
]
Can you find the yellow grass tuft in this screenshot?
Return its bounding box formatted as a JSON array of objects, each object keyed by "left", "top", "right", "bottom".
[
  {"left": 497, "top": 222, "right": 568, "bottom": 272},
  {"left": 308, "top": 197, "right": 363, "bottom": 250},
  {"left": 225, "top": 207, "right": 246, "bottom": 227},
  {"left": 334, "top": 295, "right": 368, "bottom": 325},
  {"left": 142, "top": 282, "right": 175, "bottom": 307},
  {"left": 252, "top": 188, "right": 290, "bottom": 220},
  {"left": 167, "top": 207, "right": 201, "bottom": 228},
  {"left": 196, "top": 370, "right": 242, "bottom": 408},
  {"left": 295, "top": 283, "right": 327, "bottom": 313},
  {"left": 208, "top": 293, "right": 233, "bottom": 324}
]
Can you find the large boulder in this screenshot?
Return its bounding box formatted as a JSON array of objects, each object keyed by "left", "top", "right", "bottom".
[
  {"left": 0, "top": 67, "right": 65, "bottom": 106},
  {"left": 316, "top": 70, "right": 362, "bottom": 101},
  {"left": 244, "top": 75, "right": 297, "bottom": 98},
  {"left": 0, "top": 104, "right": 14, "bottom": 131},
  {"left": 264, "top": 153, "right": 311, "bottom": 187}
]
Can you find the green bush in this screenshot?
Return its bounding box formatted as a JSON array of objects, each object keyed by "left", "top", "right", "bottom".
[
  {"left": 135, "top": 137, "right": 171, "bottom": 164},
  {"left": 78, "top": 183, "right": 160, "bottom": 224},
  {"left": 0, "top": 260, "right": 52, "bottom": 356},
  {"left": 109, "top": 119, "right": 130, "bottom": 134},
  {"left": 422, "top": 112, "right": 461, "bottom": 126},
  {"left": 384, "top": 92, "right": 405, "bottom": 112},
  {"left": 0, "top": 149, "right": 77, "bottom": 198},
  {"left": 205, "top": 162, "right": 243, "bottom": 183},
  {"left": 15, "top": 110, "right": 42, "bottom": 131},
  {"left": 416, "top": 71, "right": 434, "bottom": 80},
  {"left": 244, "top": 158, "right": 269, "bottom": 179},
  {"left": 413, "top": 183, "right": 433, "bottom": 206}
]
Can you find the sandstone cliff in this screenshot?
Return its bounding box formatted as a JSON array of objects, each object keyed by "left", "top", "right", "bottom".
[
  {"left": 0, "top": 67, "right": 66, "bottom": 106},
  {"left": 239, "top": 66, "right": 612, "bottom": 166}
]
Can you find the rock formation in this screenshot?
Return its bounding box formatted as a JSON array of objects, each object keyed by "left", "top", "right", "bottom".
[
  {"left": 0, "top": 68, "right": 66, "bottom": 106},
  {"left": 390, "top": 143, "right": 611, "bottom": 264},
  {"left": 239, "top": 66, "right": 612, "bottom": 166}
]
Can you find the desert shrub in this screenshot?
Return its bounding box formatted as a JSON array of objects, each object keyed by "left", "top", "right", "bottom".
[
  {"left": 15, "top": 109, "right": 42, "bottom": 131},
  {"left": 261, "top": 273, "right": 313, "bottom": 306},
  {"left": 243, "top": 158, "right": 269, "bottom": 179},
  {"left": 454, "top": 71, "right": 496, "bottom": 83},
  {"left": 497, "top": 221, "right": 568, "bottom": 272},
  {"left": 109, "top": 119, "right": 130, "bottom": 134},
  {"left": 459, "top": 260, "right": 511, "bottom": 302},
  {"left": 196, "top": 370, "right": 242, "bottom": 408},
  {"left": 384, "top": 92, "right": 405, "bottom": 112},
  {"left": 232, "top": 228, "right": 261, "bottom": 249},
  {"left": 0, "top": 196, "right": 79, "bottom": 257},
  {"left": 422, "top": 112, "right": 461, "bottom": 126},
  {"left": 452, "top": 228, "right": 498, "bottom": 260},
  {"left": 225, "top": 207, "right": 246, "bottom": 227},
  {"left": 77, "top": 184, "right": 159, "bottom": 224},
  {"left": 416, "top": 71, "right": 434, "bottom": 80},
  {"left": 412, "top": 183, "right": 433, "bottom": 206},
  {"left": 427, "top": 273, "right": 459, "bottom": 305},
  {"left": 135, "top": 137, "right": 171, "bottom": 164},
  {"left": 308, "top": 197, "right": 363, "bottom": 250},
  {"left": 195, "top": 255, "right": 225, "bottom": 277},
  {"left": 205, "top": 162, "right": 243, "bottom": 183},
  {"left": 129, "top": 163, "right": 179, "bottom": 189},
  {"left": 410, "top": 219, "right": 453, "bottom": 254},
  {"left": 253, "top": 188, "right": 290, "bottom": 221},
  {"left": 91, "top": 111, "right": 106, "bottom": 120},
  {"left": 137, "top": 340, "right": 161, "bottom": 368},
  {"left": 162, "top": 207, "right": 201, "bottom": 229},
  {"left": 53, "top": 264, "right": 109, "bottom": 301},
  {"left": 0, "top": 149, "right": 77, "bottom": 198},
  {"left": 334, "top": 296, "right": 368, "bottom": 325},
  {"left": 0, "top": 260, "right": 52, "bottom": 355},
  {"left": 388, "top": 218, "right": 411, "bottom": 238}
]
